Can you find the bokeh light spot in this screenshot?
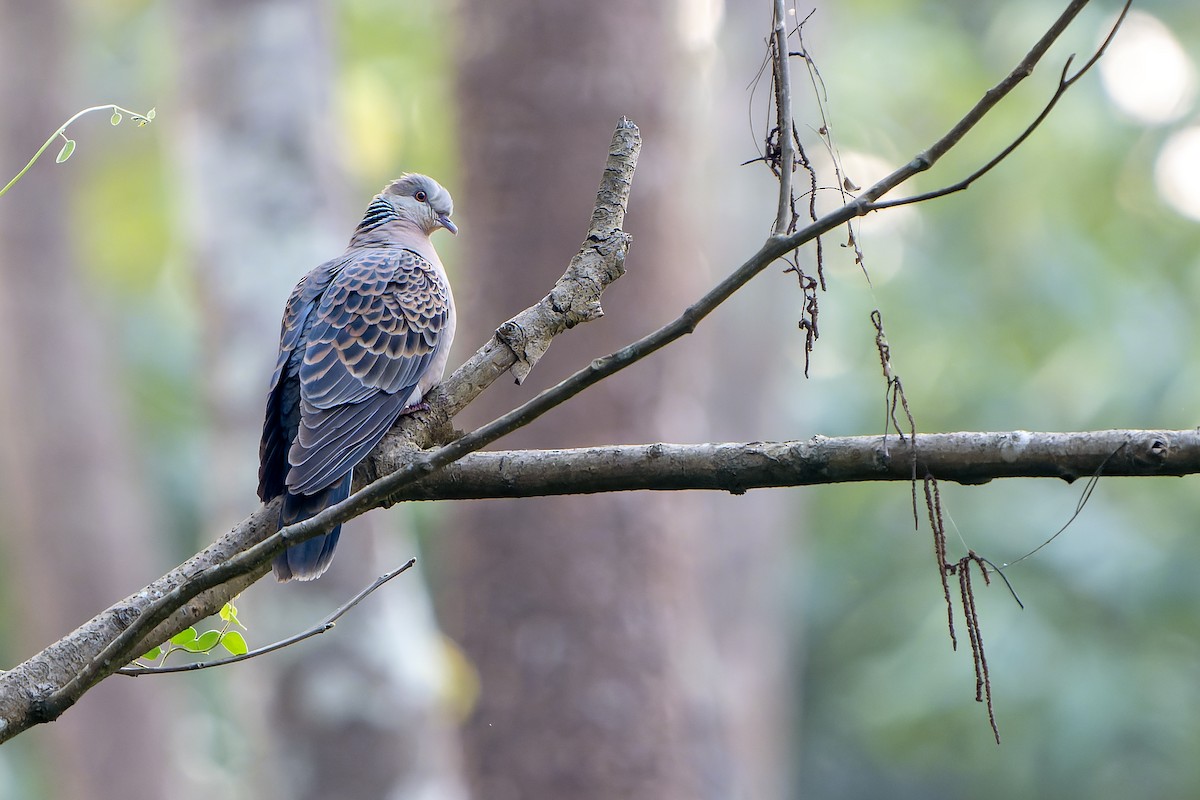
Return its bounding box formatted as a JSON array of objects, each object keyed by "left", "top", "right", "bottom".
[
  {"left": 1155, "top": 127, "right": 1200, "bottom": 221},
  {"left": 1100, "top": 10, "right": 1196, "bottom": 125}
]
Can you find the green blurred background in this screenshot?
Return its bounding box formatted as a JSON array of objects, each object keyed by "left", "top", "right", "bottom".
[{"left": 1, "top": 0, "right": 1199, "bottom": 798}]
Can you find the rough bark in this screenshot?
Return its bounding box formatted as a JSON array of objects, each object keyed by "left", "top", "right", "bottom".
[{"left": 381, "top": 430, "right": 1193, "bottom": 499}]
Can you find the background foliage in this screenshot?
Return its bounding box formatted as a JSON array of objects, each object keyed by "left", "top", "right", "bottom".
[
  {"left": 803, "top": 1, "right": 1200, "bottom": 798},
  {"left": 1, "top": 1, "right": 1198, "bottom": 798}
]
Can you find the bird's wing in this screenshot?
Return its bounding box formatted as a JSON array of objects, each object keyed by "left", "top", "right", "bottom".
[
  {"left": 286, "top": 248, "right": 450, "bottom": 495},
  {"left": 258, "top": 259, "right": 345, "bottom": 501}
]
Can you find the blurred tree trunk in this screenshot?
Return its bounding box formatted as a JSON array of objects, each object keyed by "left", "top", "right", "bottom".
[
  {"left": 174, "top": 2, "right": 466, "bottom": 797},
  {"left": 0, "top": 0, "right": 174, "bottom": 797},
  {"left": 445, "top": 1, "right": 791, "bottom": 797}
]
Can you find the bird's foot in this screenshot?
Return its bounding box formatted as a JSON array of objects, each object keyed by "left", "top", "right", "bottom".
[{"left": 399, "top": 401, "right": 430, "bottom": 416}]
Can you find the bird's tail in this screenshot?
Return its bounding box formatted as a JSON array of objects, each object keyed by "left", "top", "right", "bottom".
[{"left": 273, "top": 473, "right": 352, "bottom": 582}]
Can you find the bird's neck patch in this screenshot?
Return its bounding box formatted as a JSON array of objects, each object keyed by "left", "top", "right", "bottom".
[{"left": 355, "top": 196, "right": 399, "bottom": 234}]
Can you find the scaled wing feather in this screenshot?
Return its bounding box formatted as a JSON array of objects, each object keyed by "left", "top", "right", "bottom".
[{"left": 285, "top": 248, "right": 449, "bottom": 495}]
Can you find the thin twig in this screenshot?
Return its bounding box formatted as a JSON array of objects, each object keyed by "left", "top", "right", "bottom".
[
  {"left": 0, "top": 104, "right": 154, "bottom": 199},
  {"left": 770, "top": 0, "right": 795, "bottom": 235},
  {"left": 865, "top": 0, "right": 1131, "bottom": 212},
  {"left": 775, "top": 5, "right": 823, "bottom": 372},
  {"left": 790, "top": 11, "right": 826, "bottom": 289},
  {"left": 116, "top": 560, "right": 415, "bottom": 676},
  {"left": 1002, "top": 440, "right": 1129, "bottom": 568},
  {"left": 978, "top": 557, "right": 1025, "bottom": 610}
]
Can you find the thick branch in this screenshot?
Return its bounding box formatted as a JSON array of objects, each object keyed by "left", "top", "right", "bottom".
[
  {"left": 0, "top": 0, "right": 1110, "bottom": 743},
  {"left": 0, "top": 120, "right": 641, "bottom": 744},
  {"left": 382, "top": 430, "right": 1198, "bottom": 500}
]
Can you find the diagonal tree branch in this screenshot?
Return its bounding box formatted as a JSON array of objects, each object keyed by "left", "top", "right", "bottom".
[
  {"left": 0, "top": 0, "right": 1115, "bottom": 744},
  {"left": 848, "top": 0, "right": 1101, "bottom": 211},
  {"left": 0, "top": 120, "right": 641, "bottom": 743},
  {"left": 867, "top": 0, "right": 1132, "bottom": 211}
]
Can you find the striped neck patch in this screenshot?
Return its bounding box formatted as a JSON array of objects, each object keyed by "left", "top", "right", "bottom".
[{"left": 355, "top": 196, "right": 398, "bottom": 233}]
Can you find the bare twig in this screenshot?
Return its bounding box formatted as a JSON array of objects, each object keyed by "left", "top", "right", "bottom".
[
  {"left": 656, "top": 0, "right": 1114, "bottom": 397},
  {"left": 116, "top": 560, "right": 415, "bottom": 676},
  {"left": 1002, "top": 440, "right": 1128, "bottom": 567},
  {"left": 789, "top": 13, "right": 826, "bottom": 290},
  {"left": 870, "top": 310, "right": 920, "bottom": 521},
  {"left": 771, "top": 8, "right": 824, "bottom": 374},
  {"left": 770, "top": 0, "right": 795, "bottom": 235},
  {"left": 866, "top": 0, "right": 1131, "bottom": 212}
]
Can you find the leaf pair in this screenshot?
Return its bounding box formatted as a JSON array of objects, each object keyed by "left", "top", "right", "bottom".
[
  {"left": 138, "top": 599, "right": 248, "bottom": 663},
  {"left": 54, "top": 106, "right": 157, "bottom": 164}
]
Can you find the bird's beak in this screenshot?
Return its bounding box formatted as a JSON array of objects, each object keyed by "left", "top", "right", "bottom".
[{"left": 437, "top": 215, "right": 458, "bottom": 235}]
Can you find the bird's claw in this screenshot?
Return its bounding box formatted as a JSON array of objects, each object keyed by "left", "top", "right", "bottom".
[{"left": 399, "top": 401, "right": 430, "bottom": 416}]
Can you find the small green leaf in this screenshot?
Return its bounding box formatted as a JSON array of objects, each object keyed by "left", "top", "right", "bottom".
[
  {"left": 220, "top": 597, "right": 247, "bottom": 628},
  {"left": 110, "top": 111, "right": 122, "bottom": 126},
  {"left": 55, "top": 139, "right": 75, "bottom": 163},
  {"left": 140, "top": 645, "right": 162, "bottom": 661},
  {"left": 221, "top": 631, "right": 249, "bottom": 656},
  {"left": 147, "top": 107, "right": 156, "bottom": 120},
  {"left": 191, "top": 630, "right": 222, "bottom": 652},
  {"left": 222, "top": 603, "right": 246, "bottom": 629},
  {"left": 170, "top": 627, "right": 198, "bottom": 646}
]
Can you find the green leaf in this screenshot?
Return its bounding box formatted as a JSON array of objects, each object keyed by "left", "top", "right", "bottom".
[
  {"left": 220, "top": 602, "right": 246, "bottom": 629},
  {"left": 110, "top": 111, "right": 122, "bottom": 126},
  {"left": 147, "top": 107, "right": 156, "bottom": 121},
  {"left": 170, "top": 627, "right": 198, "bottom": 646},
  {"left": 221, "top": 631, "right": 249, "bottom": 656},
  {"left": 220, "top": 599, "right": 241, "bottom": 623},
  {"left": 190, "top": 630, "right": 222, "bottom": 652},
  {"left": 55, "top": 139, "right": 75, "bottom": 163},
  {"left": 140, "top": 645, "right": 162, "bottom": 661}
]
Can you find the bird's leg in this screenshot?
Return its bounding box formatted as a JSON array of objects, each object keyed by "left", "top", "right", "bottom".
[{"left": 399, "top": 401, "right": 430, "bottom": 416}]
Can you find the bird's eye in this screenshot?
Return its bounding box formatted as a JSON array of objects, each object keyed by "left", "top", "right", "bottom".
[{"left": 415, "top": 190, "right": 428, "bottom": 202}]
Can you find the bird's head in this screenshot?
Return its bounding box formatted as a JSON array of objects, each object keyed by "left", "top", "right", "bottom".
[{"left": 382, "top": 173, "right": 457, "bottom": 236}]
